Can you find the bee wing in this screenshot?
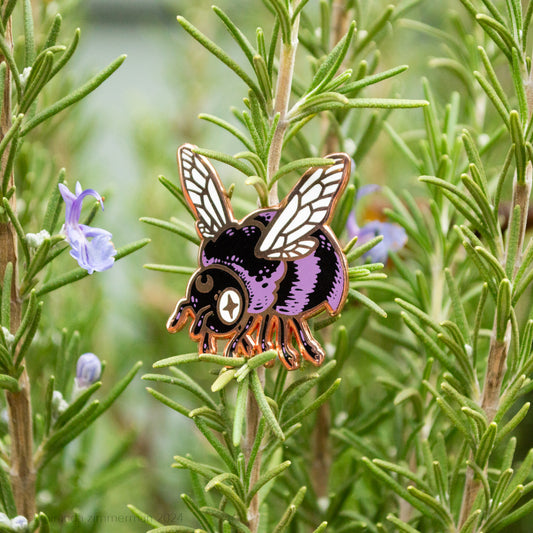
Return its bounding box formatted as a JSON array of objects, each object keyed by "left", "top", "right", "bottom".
[
  {"left": 178, "top": 144, "right": 234, "bottom": 238},
  {"left": 257, "top": 153, "right": 350, "bottom": 260}
]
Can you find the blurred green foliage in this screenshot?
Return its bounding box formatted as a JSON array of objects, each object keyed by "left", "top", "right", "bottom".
[{"left": 2, "top": 0, "right": 533, "bottom": 531}]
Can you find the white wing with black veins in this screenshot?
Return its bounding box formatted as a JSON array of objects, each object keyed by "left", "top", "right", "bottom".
[
  {"left": 178, "top": 144, "right": 233, "bottom": 238},
  {"left": 257, "top": 154, "right": 350, "bottom": 261}
]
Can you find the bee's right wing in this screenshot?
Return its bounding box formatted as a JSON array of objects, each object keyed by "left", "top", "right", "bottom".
[
  {"left": 178, "top": 144, "right": 234, "bottom": 239},
  {"left": 256, "top": 154, "right": 350, "bottom": 260}
]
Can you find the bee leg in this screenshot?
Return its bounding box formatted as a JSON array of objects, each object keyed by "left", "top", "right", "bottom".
[
  {"left": 192, "top": 307, "right": 212, "bottom": 336},
  {"left": 278, "top": 320, "right": 300, "bottom": 370},
  {"left": 236, "top": 334, "right": 254, "bottom": 356},
  {"left": 257, "top": 315, "right": 275, "bottom": 367},
  {"left": 201, "top": 333, "right": 216, "bottom": 354},
  {"left": 224, "top": 316, "right": 255, "bottom": 358},
  {"left": 292, "top": 318, "right": 325, "bottom": 365},
  {"left": 259, "top": 314, "right": 275, "bottom": 353},
  {"left": 167, "top": 301, "right": 193, "bottom": 333}
]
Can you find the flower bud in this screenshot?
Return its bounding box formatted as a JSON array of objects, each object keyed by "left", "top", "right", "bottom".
[
  {"left": 52, "top": 390, "right": 68, "bottom": 415},
  {"left": 1, "top": 327, "right": 14, "bottom": 348},
  {"left": 25, "top": 230, "right": 50, "bottom": 250},
  {"left": 75, "top": 353, "right": 102, "bottom": 389},
  {"left": 19, "top": 67, "right": 31, "bottom": 88},
  {"left": 0, "top": 513, "right": 9, "bottom": 525},
  {"left": 11, "top": 515, "right": 28, "bottom": 530}
]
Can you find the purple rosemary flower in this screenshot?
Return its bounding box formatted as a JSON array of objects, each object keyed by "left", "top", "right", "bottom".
[
  {"left": 75, "top": 353, "right": 102, "bottom": 389},
  {"left": 59, "top": 182, "right": 116, "bottom": 274},
  {"left": 347, "top": 184, "right": 407, "bottom": 263}
]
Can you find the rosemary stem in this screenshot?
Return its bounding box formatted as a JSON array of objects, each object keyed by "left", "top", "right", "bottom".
[
  {"left": 267, "top": 1, "right": 301, "bottom": 205},
  {"left": 247, "top": 5, "right": 301, "bottom": 531},
  {"left": 0, "top": 17, "right": 36, "bottom": 520},
  {"left": 245, "top": 366, "right": 264, "bottom": 533},
  {"left": 459, "top": 166, "right": 532, "bottom": 527}
]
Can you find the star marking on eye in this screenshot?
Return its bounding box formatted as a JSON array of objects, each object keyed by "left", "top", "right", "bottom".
[
  {"left": 218, "top": 288, "right": 242, "bottom": 325},
  {"left": 223, "top": 293, "right": 238, "bottom": 319}
]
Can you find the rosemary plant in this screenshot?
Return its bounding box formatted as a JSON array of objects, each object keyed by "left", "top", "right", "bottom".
[
  {"left": 0, "top": 0, "right": 147, "bottom": 530},
  {"left": 138, "top": 1, "right": 428, "bottom": 532},
  {"left": 4, "top": 0, "right": 533, "bottom": 531},
  {"left": 358, "top": 0, "right": 533, "bottom": 532}
]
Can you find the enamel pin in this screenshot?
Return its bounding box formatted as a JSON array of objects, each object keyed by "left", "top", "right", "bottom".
[{"left": 167, "top": 144, "right": 350, "bottom": 370}]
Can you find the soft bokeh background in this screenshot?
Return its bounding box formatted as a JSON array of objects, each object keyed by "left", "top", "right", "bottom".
[
  {"left": 31, "top": 0, "right": 531, "bottom": 531},
  {"left": 54, "top": 0, "right": 447, "bottom": 529},
  {"left": 51, "top": 1, "right": 284, "bottom": 528}
]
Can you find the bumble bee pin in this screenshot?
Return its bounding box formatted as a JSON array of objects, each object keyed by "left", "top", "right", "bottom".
[{"left": 167, "top": 144, "right": 350, "bottom": 370}]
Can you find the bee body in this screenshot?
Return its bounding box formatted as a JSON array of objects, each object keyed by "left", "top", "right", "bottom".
[{"left": 167, "top": 145, "right": 350, "bottom": 369}]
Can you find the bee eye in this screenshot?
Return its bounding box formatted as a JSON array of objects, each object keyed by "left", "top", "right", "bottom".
[
  {"left": 217, "top": 288, "right": 242, "bottom": 325},
  {"left": 195, "top": 273, "right": 214, "bottom": 293}
]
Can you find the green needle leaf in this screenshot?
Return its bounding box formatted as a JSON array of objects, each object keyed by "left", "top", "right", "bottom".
[
  {"left": 177, "top": 16, "right": 264, "bottom": 106},
  {"left": 0, "top": 463, "right": 16, "bottom": 518},
  {"left": 1, "top": 262, "right": 12, "bottom": 330},
  {"left": 43, "top": 13, "right": 62, "bottom": 49},
  {"left": 127, "top": 505, "right": 163, "bottom": 528},
  {"left": 200, "top": 507, "right": 251, "bottom": 533},
  {"left": 496, "top": 279, "right": 512, "bottom": 342},
  {"left": 250, "top": 369, "right": 284, "bottom": 441},
  {"left": 2, "top": 194, "right": 29, "bottom": 264},
  {"left": 232, "top": 375, "right": 248, "bottom": 447},
  {"left": 0, "top": 32, "right": 22, "bottom": 98},
  {"left": 309, "top": 21, "right": 356, "bottom": 93},
  {"left": 212, "top": 6, "right": 256, "bottom": 67},
  {"left": 0, "top": 374, "right": 19, "bottom": 393},
  {"left": 282, "top": 378, "right": 341, "bottom": 429},
  {"left": 21, "top": 55, "right": 126, "bottom": 136},
  {"left": 140, "top": 217, "right": 200, "bottom": 245},
  {"left": 37, "top": 238, "right": 150, "bottom": 296},
  {"left": 272, "top": 486, "right": 307, "bottom": 533}
]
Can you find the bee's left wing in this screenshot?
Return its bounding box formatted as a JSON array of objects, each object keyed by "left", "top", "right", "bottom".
[
  {"left": 256, "top": 154, "right": 350, "bottom": 260},
  {"left": 178, "top": 144, "right": 234, "bottom": 239}
]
